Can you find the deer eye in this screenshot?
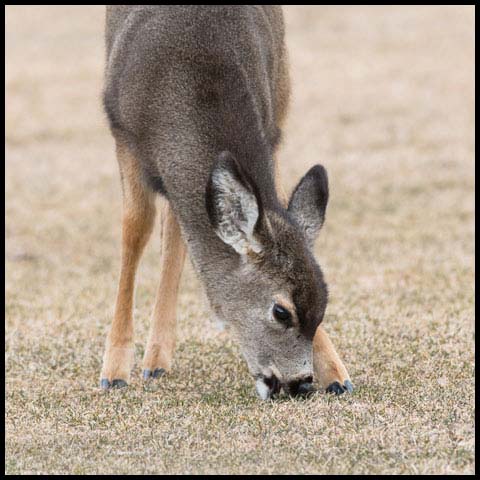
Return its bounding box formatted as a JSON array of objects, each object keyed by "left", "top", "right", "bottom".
[{"left": 272, "top": 304, "right": 292, "bottom": 326}]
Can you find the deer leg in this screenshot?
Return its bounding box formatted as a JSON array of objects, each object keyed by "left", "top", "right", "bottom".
[
  {"left": 313, "top": 325, "right": 353, "bottom": 394},
  {"left": 142, "top": 199, "right": 186, "bottom": 379},
  {"left": 100, "top": 140, "right": 156, "bottom": 389}
]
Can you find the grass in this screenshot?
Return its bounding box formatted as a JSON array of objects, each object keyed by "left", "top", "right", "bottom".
[{"left": 5, "top": 5, "right": 475, "bottom": 475}]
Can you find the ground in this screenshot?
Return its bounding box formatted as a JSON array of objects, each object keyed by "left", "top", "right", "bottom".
[{"left": 5, "top": 5, "right": 475, "bottom": 475}]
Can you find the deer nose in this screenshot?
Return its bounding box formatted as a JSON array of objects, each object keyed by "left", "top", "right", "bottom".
[{"left": 286, "top": 375, "right": 315, "bottom": 398}]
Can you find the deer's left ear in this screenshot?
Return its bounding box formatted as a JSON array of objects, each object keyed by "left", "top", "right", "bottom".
[{"left": 288, "top": 164, "right": 329, "bottom": 247}]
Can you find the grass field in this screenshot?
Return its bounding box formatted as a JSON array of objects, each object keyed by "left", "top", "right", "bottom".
[{"left": 5, "top": 5, "right": 475, "bottom": 475}]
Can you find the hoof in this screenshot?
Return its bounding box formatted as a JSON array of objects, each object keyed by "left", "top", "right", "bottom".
[
  {"left": 100, "top": 378, "right": 111, "bottom": 390},
  {"left": 112, "top": 379, "right": 128, "bottom": 388},
  {"left": 326, "top": 381, "right": 347, "bottom": 395},
  {"left": 344, "top": 380, "right": 354, "bottom": 393},
  {"left": 142, "top": 368, "right": 165, "bottom": 380},
  {"left": 100, "top": 378, "right": 128, "bottom": 390}
]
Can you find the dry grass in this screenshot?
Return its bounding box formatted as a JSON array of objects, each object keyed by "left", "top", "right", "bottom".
[{"left": 5, "top": 5, "right": 475, "bottom": 475}]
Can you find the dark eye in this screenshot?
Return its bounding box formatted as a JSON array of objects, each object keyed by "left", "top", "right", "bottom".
[{"left": 273, "top": 304, "right": 292, "bottom": 326}]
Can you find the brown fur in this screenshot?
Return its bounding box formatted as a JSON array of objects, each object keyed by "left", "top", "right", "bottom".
[
  {"left": 100, "top": 5, "right": 352, "bottom": 398},
  {"left": 143, "top": 199, "right": 186, "bottom": 372},
  {"left": 274, "top": 158, "right": 289, "bottom": 207},
  {"left": 313, "top": 326, "right": 351, "bottom": 390},
  {"left": 101, "top": 139, "right": 156, "bottom": 382}
]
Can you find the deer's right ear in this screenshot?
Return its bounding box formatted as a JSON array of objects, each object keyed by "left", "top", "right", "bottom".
[{"left": 205, "top": 151, "right": 263, "bottom": 256}]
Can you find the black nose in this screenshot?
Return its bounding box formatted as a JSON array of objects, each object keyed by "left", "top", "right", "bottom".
[{"left": 288, "top": 376, "right": 315, "bottom": 397}]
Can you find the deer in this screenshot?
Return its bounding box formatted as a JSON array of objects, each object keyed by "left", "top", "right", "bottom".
[{"left": 100, "top": 5, "right": 353, "bottom": 400}]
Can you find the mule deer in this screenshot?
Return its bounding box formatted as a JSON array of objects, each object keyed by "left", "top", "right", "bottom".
[{"left": 100, "top": 5, "right": 352, "bottom": 399}]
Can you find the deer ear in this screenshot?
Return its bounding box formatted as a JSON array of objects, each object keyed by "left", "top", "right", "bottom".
[
  {"left": 288, "top": 164, "right": 329, "bottom": 247},
  {"left": 206, "top": 151, "right": 263, "bottom": 256}
]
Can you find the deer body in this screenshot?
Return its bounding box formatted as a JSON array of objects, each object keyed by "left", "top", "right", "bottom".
[{"left": 101, "top": 5, "right": 352, "bottom": 399}]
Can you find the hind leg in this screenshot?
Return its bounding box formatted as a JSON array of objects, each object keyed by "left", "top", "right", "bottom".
[
  {"left": 100, "top": 139, "right": 156, "bottom": 388},
  {"left": 142, "top": 199, "right": 186, "bottom": 379}
]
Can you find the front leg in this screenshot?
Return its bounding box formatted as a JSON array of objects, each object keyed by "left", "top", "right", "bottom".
[
  {"left": 142, "top": 200, "right": 186, "bottom": 379},
  {"left": 313, "top": 325, "right": 353, "bottom": 394},
  {"left": 100, "top": 140, "right": 156, "bottom": 389}
]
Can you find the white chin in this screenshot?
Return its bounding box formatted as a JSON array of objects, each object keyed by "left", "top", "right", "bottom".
[{"left": 255, "top": 378, "right": 271, "bottom": 400}]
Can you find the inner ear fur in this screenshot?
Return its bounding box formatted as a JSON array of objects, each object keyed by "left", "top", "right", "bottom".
[{"left": 205, "top": 151, "right": 265, "bottom": 255}]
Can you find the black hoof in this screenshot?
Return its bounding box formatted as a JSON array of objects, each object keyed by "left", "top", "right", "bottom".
[
  {"left": 326, "top": 381, "right": 347, "bottom": 395},
  {"left": 100, "top": 378, "right": 111, "bottom": 390},
  {"left": 100, "top": 378, "right": 128, "bottom": 389},
  {"left": 111, "top": 379, "right": 128, "bottom": 389},
  {"left": 142, "top": 368, "right": 165, "bottom": 380}
]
